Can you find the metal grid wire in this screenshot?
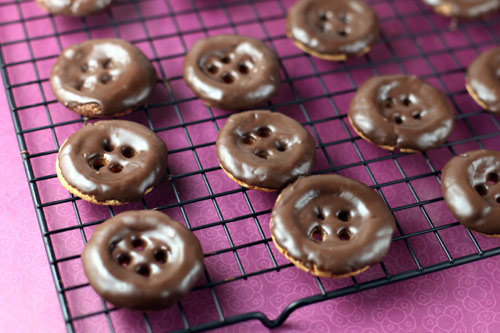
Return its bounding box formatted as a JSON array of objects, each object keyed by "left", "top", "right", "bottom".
[{"left": 1, "top": 0, "right": 500, "bottom": 331}]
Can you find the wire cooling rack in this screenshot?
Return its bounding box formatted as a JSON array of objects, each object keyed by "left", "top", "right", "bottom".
[{"left": 1, "top": 0, "right": 500, "bottom": 331}]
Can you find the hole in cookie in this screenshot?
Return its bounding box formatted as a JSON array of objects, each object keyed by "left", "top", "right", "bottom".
[
  {"left": 394, "top": 114, "right": 403, "bottom": 124},
  {"left": 475, "top": 184, "right": 488, "bottom": 196},
  {"left": 207, "top": 64, "right": 218, "bottom": 74},
  {"left": 116, "top": 253, "right": 131, "bottom": 267},
  {"left": 131, "top": 236, "right": 145, "bottom": 250},
  {"left": 109, "top": 164, "right": 123, "bottom": 173},
  {"left": 337, "top": 227, "right": 352, "bottom": 241},
  {"left": 102, "top": 58, "right": 112, "bottom": 69},
  {"left": 338, "top": 12, "right": 351, "bottom": 23},
  {"left": 102, "top": 139, "right": 113, "bottom": 152},
  {"left": 88, "top": 154, "right": 106, "bottom": 171},
  {"left": 318, "top": 10, "right": 331, "bottom": 21},
  {"left": 221, "top": 56, "right": 231, "bottom": 64},
  {"left": 242, "top": 134, "right": 256, "bottom": 145},
  {"left": 412, "top": 111, "right": 422, "bottom": 119},
  {"left": 487, "top": 172, "right": 499, "bottom": 185},
  {"left": 135, "top": 264, "right": 150, "bottom": 277},
  {"left": 275, "top": 141, "right": 287, "bottom": 152},
  {"left": 497, "top": 196, "right": 500, "bottom": 204},
  {"left": 316, "top": 209, "right": 325, "bottom": 221},
  {"left": 338, "top": 29, "right": 349, "bottom": 37},
  {"left": 319, "top": 23, "right": 331, "bottom": 32},
  {"left": 80, "top": 64, "right": 88, "bottom": 73},
  {"left": 336, "top": 210, "right": 350, "bottom": 222},
  {"left": 100, "top": 73, "right": 111, "bottom": 84},
  {"left": 403, "top": 97, "right": 412, "bottom": 106},
  {"left": 309, "top": 226, "right": 326, "bottom": 242},
  {"left": 221, "top": 72, "right": 234, "bottom": 84},
  {"left": 238, "top": 63, "right": 249, "bottom": 74},
  {"left": 154, "top": 249, "right": 167, "bottom": 264},
  {"left": 256, "top": 127, "right": 271, "bottom": 137},
  {"left": 384, "top": 97, "right": 394, "bottom": 108},
  {"left": 254, "top": 151, "right": 270, "bottom": 159},
  {"left": 121, "top": 147, "right": 136, "bottom": 158}
]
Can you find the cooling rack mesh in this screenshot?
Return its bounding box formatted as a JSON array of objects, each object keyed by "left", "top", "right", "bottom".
[{"left": 1, "top": 0, "right": 500, "bottom": 331}]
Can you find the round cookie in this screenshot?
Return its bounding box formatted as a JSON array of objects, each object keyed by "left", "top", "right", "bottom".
[
  {"left": 56, "top": 120, "right": 167, "bottom": 205},
  {"left": 441, "top": 149, "right": 500, "bottom": 236},
  {"left": 466, "top": 47, "right": 500, "bottom": 113},
  {"left": 286, "top": 0, "right": 379, "bottom": 61},
  {"left": 183, "top": 35, "right": 281, "bottom": 110},
  {"left": 270, "top": 174, "right": 395, "bottom": 278},
  {"left": 51, "top": 39, "right": 157, "bottom": 117},
  {"left": 422, "top": 0, "right": 500, "bottom": 19},
  {"left": 348, "top": 75, "right": 455, "bottom": 153},
  {"left": 36, "top": 0, "right": 113, "bottom": 16},
  {"left": 82, "top": 210, "right": 204, "bottom": 310},
  {"left": 216, "top": 110, "right": 316, "bottom": 191}
]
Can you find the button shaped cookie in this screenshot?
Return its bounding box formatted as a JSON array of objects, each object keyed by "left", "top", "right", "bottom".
[
  {"left": 183, "top": 35, "right": 281, "bottom": 110},
  {"left": 56, "top": 120, "right": 168, "bottom": 205},
  {"left": 466, "top": 47, "right": 500, "bottom": 113},
  {"left": 441, "top": 149, "right": 500, "bottom": 236},
  {"left": 348, "top": 75, "right": 455, "bottom": 153},
  {"left": 216, "top": 110, "right": 316, "bottom": 191},
  {"left": 286, "top": 0, "right": 379, "bottom": 61},
  {"left": 51, "top": 39, "right": 157, "bottom": 117},
  {"left": 270, "top": 174, "right": 395, "bottom": 278},
  {"left": 422, "top": 0, "right": 500, "bottom": 19},
  {"left": 82, "top": 210, "right": 204, "bottom": 310}
]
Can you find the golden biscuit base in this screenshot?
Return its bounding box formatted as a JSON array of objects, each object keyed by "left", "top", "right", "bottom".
[
  {"left": 465, "top": 81, "right": 496, "bottom": 113},
  {"left": 287, "top": 31, "right": 371, "bottom": 61},
  {"left": 271, "top": 234, "right": 370, "bottom": 278},
  {"left": 347, "top": 113, "right": 420, "bottom": 154},
  {"left": 67, "top": 102, "right": 134, "bottom": 118},
  {"left": 56, "top": 156, "right": 153, "bottom": 205},
  {"left": 428, "top": 3, "right": 499, "bottom": 20},
  {"left": 219, "top": 163, "right": 277, "bottom": 192}
]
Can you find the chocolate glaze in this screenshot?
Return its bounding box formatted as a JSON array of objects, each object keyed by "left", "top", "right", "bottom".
[
  {"left": 51, "top": 39, "right": 157, "bottom": 117},
  {"left": 349, "top": 75, "right": 455, "bottom": 152},
  {"left": 38, "top": 0, "right": 113, "bottom": 16},
  {"left": 183, "top": 35, "right": 281, "bottom": 110},
  {"left": 271, "top": 174, "right": 395, "bottom": 276},
  {"left": 82, "top": 210, "right": 204, "bottom": 310},
  {"left": 466, "top": 47, "right": 500, "bottom": 113},
  {"left": 57, "top": 120, "right": 167, "bottom": 203},
  {"left": 286, "top": 0, "right": 379, "bottom": 58},
  {"left": 423, "top": 0, "right": 500, "bottom": 19},
  {"left": 441, "top": 149, "right": 500, "bottom": 235},
  {"left": 216, "top": 110, "right": 316, "bottom": 190}
]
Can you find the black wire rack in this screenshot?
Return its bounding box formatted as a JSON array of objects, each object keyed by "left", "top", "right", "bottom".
[{"left": 1, "top": 0, "right": 500, "bottom": 331}]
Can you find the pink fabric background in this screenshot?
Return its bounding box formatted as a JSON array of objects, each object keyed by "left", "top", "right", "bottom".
[{"left": 1, "top": 0, "right": 500, "bottom": 331}]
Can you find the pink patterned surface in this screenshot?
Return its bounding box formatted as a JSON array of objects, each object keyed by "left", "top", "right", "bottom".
[{"left": 1, "top": 0, "right": 500, "bottom": 332}]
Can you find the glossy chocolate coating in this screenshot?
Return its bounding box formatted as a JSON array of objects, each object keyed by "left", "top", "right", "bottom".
[
  {"left": 286, "top": 0, "right": 379, "bottom": 59},
  {"left": 57, "top": 120, "right": 167, "bottom": 203},
  {"left": 51, "top": 39, "right": 157, "bottom": 117},
  {"left": 349, "top": 75, "right": 455, "bottom": 152},
  {"left": 37, "top": 0, "right": 113, "bottom": 16},
  {"left": 466, "top": 47, "right": 500, "bottom": 113},
  {"left": 183, "top": 35, "right": 281, "bottom": 110},
  {"left": 271, "top": 174, "right": 395, "bottom": 276},
  {"left": 82, "top": 210, "right": 204, "bottom": 310},
  {"left": 441, "top": 149, "right": 500, "bottom": 235},
  {"left": 216, "top": 110, "right": 316, "bottom": 191},
  {"left": 423, "top": 0, "right": 500, "bottom": 19}
]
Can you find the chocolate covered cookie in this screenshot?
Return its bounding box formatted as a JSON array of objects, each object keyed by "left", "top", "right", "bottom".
[
  {"left": 466, "top": 47, "right": 500, "bottom": 113},
  {"left": 422, "top": 0, "right": 500, "bottom": 19},
  {"left": 270, "top": 174, "right": 395, "bottom": 278},
  {"left": 441, "top": 149, "right": 500, "bottom": 236},
  {"left": 216, "top": 110, "right": 316, "bottom": 191},
  {"left": 183, "top": 35, "right": 281, "bottom": 110},
  {"left": 82, "top": 210, "right": 204, "bottom": 310},
  {"left": 286, "top": 0, "right": 379, "bottom": 61},
  {"left": 56, "top": 120, "right": 167, "bottom": 205},
  {"left": 36, "top": 0, "right": 113, "bottom": 16},
  {"left": 348, "top": 75, "right": 455, "bottom": 153},
  {"left": 51, "top": 39, "right": 157, "bottom": 117}
]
